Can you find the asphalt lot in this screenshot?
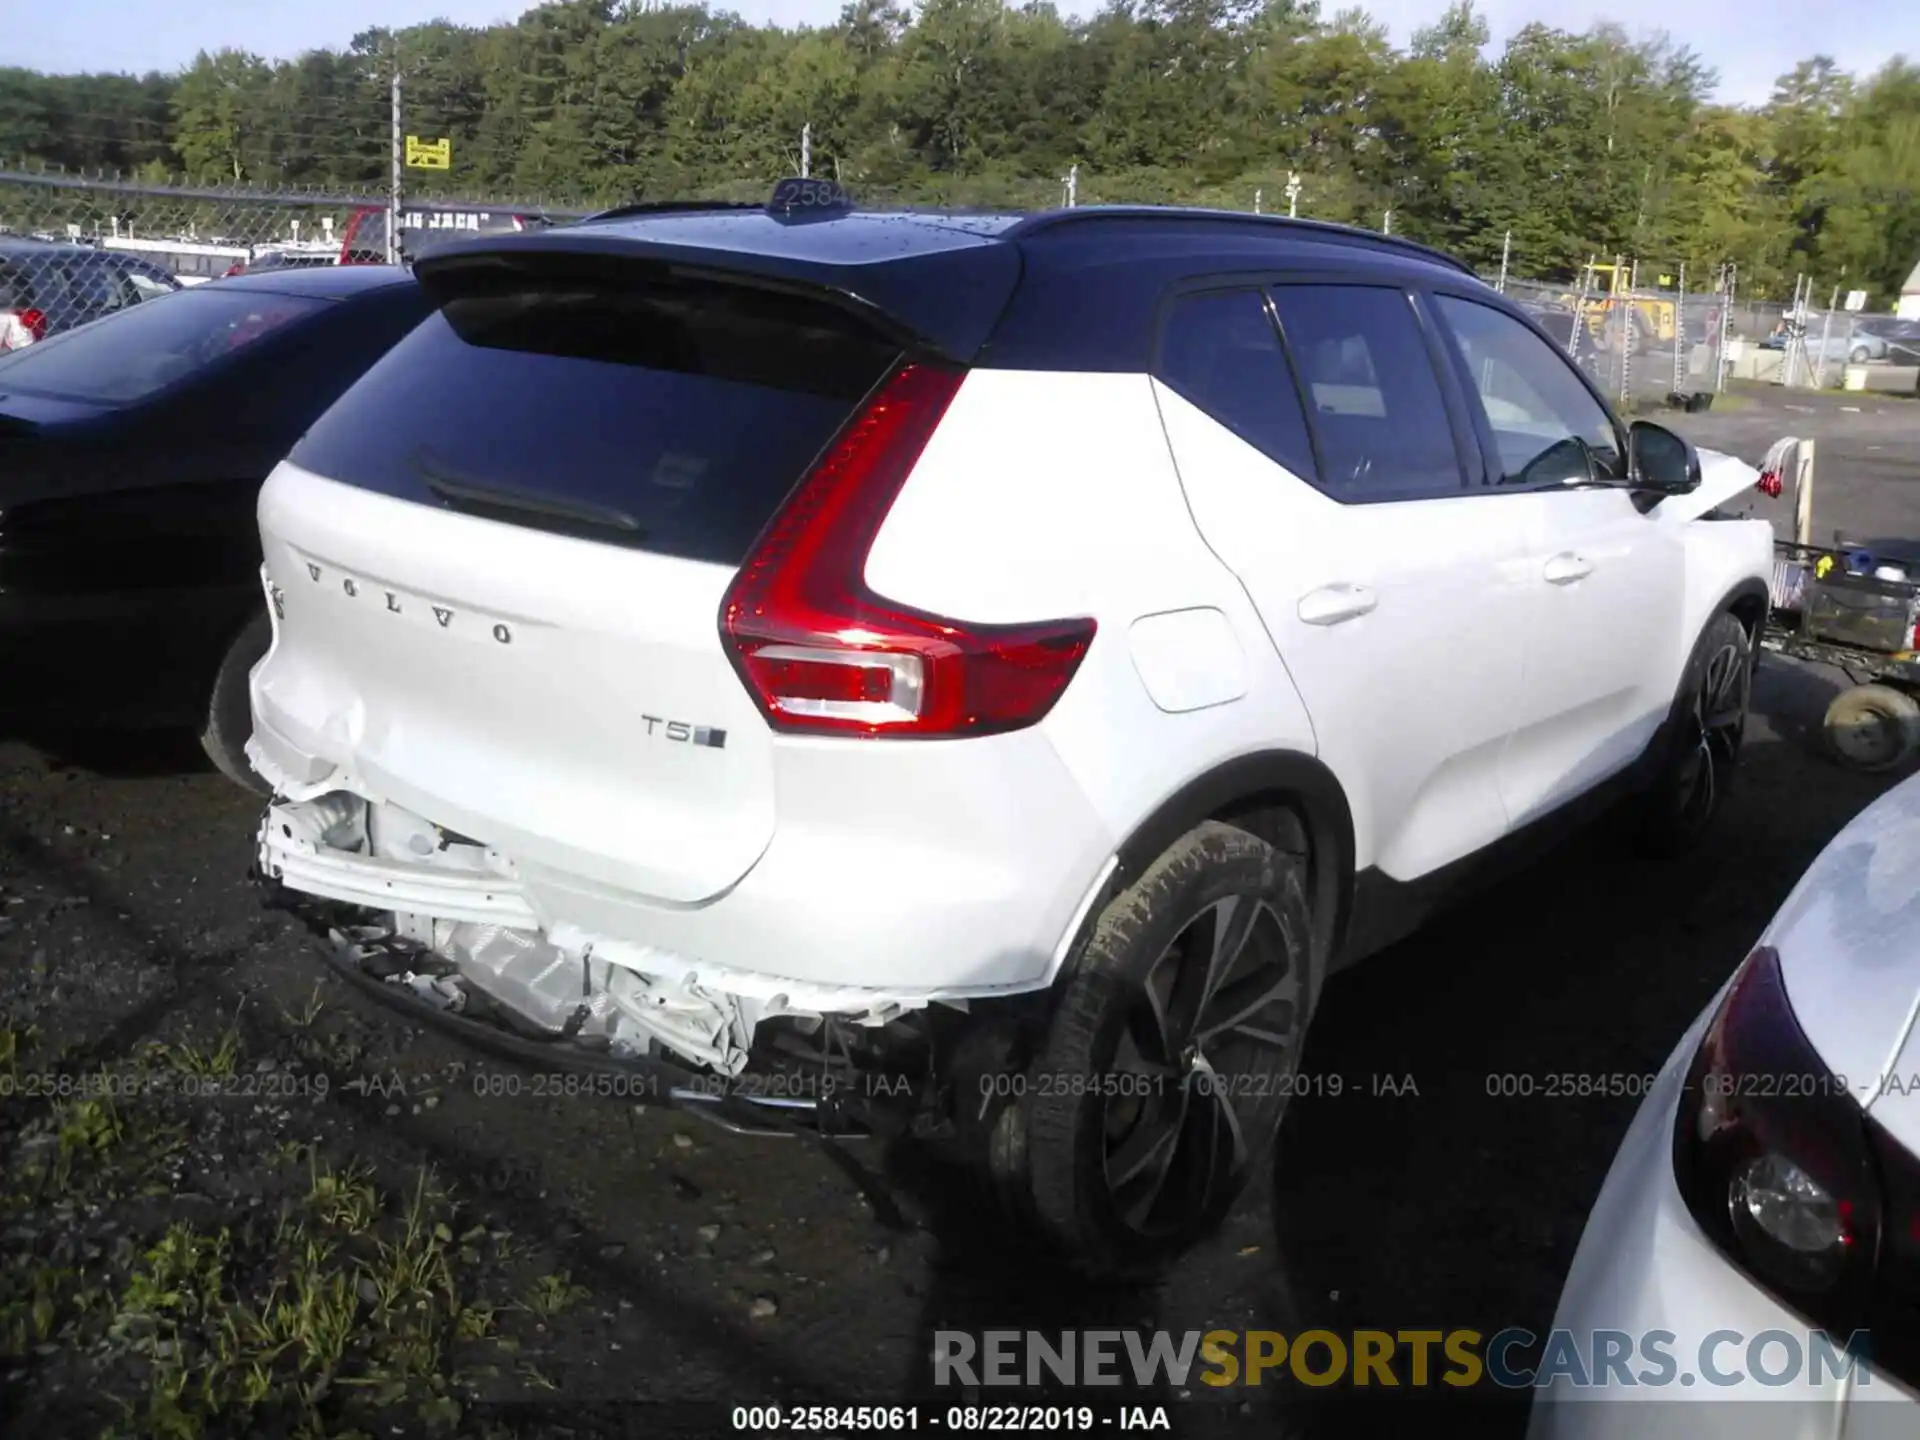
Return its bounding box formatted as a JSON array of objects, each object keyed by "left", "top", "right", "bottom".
[
  {"left": 1, "top": 381, "right": 1917, "bottom": 1438},
  {"left": 1669, "top": 380, "right": 1920, "bottom": 547}
]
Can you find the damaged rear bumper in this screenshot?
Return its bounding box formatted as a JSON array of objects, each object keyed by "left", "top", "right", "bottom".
[
  {"left": 254, "top": 792, "right": 955, "bottom": 1137},
  {"left": 269, "top": 891, "right": 832, "bottom": 1138}
]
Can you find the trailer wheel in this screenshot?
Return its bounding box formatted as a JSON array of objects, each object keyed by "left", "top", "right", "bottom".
[{"left": 1823, "top": 684, "right": 1920, "bottom": 772}]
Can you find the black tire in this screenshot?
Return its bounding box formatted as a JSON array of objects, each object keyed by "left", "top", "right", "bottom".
[
  {"left": 1850, "top": 345, "right": 1872, "bottom": 365},
  {"left": 1823, "top": 684, "right": 1920, "bottom": 772},
  {"left": 198, "top": 610, "right": 273, "bottom": 794},
  {"left": 1025, "top": 821, "right": 1313, "bottom": 1280},
  {"left": 1636, "top": 610, "right": 1753, "bottom": 856}
]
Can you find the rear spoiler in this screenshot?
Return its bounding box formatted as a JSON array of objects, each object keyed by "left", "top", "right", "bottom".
[{"left": 408, "top": 225, "right": 1023, "bottom": 366}]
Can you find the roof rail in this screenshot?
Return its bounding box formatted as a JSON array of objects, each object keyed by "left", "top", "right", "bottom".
[
  {"left": 577, "top": 199, "right": 761, "bottom": 225},
  {"left": 1001, "top": 205, "right": 1475, "bottom": 276}
]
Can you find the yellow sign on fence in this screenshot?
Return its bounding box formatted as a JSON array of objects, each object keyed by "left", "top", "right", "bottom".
[{"left": 405, "top": 136, "right": 451, "bottom": 170}]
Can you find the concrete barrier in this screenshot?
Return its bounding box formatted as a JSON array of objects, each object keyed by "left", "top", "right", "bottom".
[
  {"left": 1730, "top": 347, "right": 1785, "bottom": 382},
  {"left": 1842, "top": 364, "right": 1920, "bottom": 394}
]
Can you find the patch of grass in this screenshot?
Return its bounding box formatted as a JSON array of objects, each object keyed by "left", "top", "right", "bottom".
[
  {"left": 280, "top": 985, "right": 328, "bottom": 1034},
  {"left": 305, "top": 1151, "right": 380, "bottom": 1233},
  {"left": 54, "top": 1093, "right": 126, "bottom": 1184},
  {"left": 98, "top": 1156, "right": 517, "bottom": 1438},
  {"left": 152, "top": 1027, "right": 245, "bottom": 1080},
  {"left": 517, "top": 1270, "right": 589, "bottom": 1321}
]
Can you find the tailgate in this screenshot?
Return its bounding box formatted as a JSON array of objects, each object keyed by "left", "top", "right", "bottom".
[{"left": 252, "top": 260, "right": 908, "bottom": 905}]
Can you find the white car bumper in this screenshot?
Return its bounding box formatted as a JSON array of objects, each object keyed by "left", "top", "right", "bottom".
[{"left": 1528, "top": 1009, "right": 1919, "bottom": 1440}]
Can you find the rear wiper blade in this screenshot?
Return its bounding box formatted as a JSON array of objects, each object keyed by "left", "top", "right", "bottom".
[{"left": 414, "top": 450, "right": 646, "bottom": 541}]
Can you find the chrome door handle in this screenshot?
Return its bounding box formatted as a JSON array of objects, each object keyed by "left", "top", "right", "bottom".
[
  {"left": 1297, "top": 583, "right": 1377, "bottom": 626},
  {"left": 1543, "top": 552, "right": 1594, "bottom": 585}
]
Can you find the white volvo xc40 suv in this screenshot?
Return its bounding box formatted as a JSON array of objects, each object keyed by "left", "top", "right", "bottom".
[{"left": 248, "top": 185, "right": 1775, "bottom": 1277}]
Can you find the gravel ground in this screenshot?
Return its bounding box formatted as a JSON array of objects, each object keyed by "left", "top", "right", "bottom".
[{"left": 2, "top": 386, "right": 1916, "bottom": 1439}]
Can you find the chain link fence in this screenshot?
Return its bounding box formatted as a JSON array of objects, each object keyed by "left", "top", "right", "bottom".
[
  {"left": 12, "top": 167, "right": 1899, "bottom": 407},
  {"left": 1496, "top": 268, "right": 1731, "bottom": 412},
  {"left": 0, "top": 169, "right": 583, "bottom": 350},
  {"left": 1724, "top": 293, "right": 1920, "bottom": 389}
]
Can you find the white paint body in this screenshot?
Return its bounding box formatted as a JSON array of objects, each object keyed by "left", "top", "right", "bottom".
[
  {"left": 1531, "top": 772, "right": 1920, "bottom": 1438},
  {"left": 249, "top": 364, "right": 1773, "bottom": 1052}
]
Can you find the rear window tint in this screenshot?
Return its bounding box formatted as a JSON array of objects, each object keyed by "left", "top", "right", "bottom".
[
  {"left": 1155, "top": 288, "right": 1318, "bottom": 483},
  {"left": 290, "top": 272, "right": 903, "bottom": 566},
  {"left": 0, "top": 285, "right": 325, "bottom": 404}
]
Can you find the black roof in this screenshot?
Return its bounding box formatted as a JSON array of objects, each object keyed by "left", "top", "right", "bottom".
[
  {"left": 412, "top": 203, "right": 1493, "bottom": 370},
  {"left": 214, "top": 264, "right": 416, "bottom": 300}
]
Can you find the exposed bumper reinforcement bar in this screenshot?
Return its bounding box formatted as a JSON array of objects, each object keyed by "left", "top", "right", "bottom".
[
  {"left": 258, "top": 879, "right": 879, "bottom": 1142},
  {"left": 259, "top": 801, "right": 542, "bottom": 929}
]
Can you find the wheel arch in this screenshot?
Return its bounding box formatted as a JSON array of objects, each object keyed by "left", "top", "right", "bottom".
[
  {"left": 1088, "top": 751, "right": 1357, "bottom": 986},
  {"left": 1717, "top": 574, "right": 1770, "bottom": 651}
]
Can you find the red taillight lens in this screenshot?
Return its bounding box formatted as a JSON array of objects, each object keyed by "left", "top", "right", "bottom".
[
  {"left": 720, "top": 363, "right": 1097, "bottom": 739},
  {"left": 2, "top": 309, "right": 45, "bottom": 350},
  {"left": 1671, "top": 945, "right": 1893, "bottom": 1373}
]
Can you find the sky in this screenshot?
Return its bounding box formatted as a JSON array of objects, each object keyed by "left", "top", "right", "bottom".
[{"left": 0, "top": 0, "right": 1909, "bottom": 107}]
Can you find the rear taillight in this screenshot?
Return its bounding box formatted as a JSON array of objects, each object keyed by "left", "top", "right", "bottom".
[
  {"left": 720, "top": 363, "right": 1097, "bottom": 739},
  {"left": 1671, "top": 944, "right": 1919, "bottom": 1386},
  {"left": 0, "top": 308, "right": 46, "bottom": 351}
]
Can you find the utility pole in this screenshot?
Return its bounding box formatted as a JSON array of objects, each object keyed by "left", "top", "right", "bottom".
[
  {"left": 1672, "top": 261, "right": 1687, "bottom": 395},
  {"left": 800, "top": 123, "right": 811, "bottom": 179},
  {"left": 1254, "top": 189, "right": 1262, "bottom": 215},
  {"left": 388, "top": 61, "right": 402, "bottom": 265},
  {"left": 1382, "top": 208, "right": 1392, "bottom": 235},
  {"left": 1062, "top": 163, "right": 1077, "bottom": 208},
  {"left": 1496, "top": 229, "right": 1511, "bottom": 293},
  {"left": 1285, "top": 171, "right": 1301, "bottom": 218},
  {"left": 1814, "top": 283, "right": 1840, "bottom": 389}
]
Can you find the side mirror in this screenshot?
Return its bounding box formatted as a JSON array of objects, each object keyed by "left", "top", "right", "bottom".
[{"left": 1629, "top": 419, "right": 1701, "bottom": 494}]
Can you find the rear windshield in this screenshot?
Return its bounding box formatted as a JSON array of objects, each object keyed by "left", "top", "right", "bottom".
[
  {"left": 288, "top": 269, "right": 902, "bottom": 565},
  {"left": 0, "top": 285, "right": 325, "bottom": 404}
]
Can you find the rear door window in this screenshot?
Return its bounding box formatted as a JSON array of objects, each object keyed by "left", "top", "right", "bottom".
[
  {"left": 1268, "top": 284, "right": 1466, "bottom": 500},
  {"left": 54, "top": 261, "right": 132, "bottom": 320},
  {"left": 289, "top": 270, "right": 904, "bottom": 565},
  {"left": 0, "top": 285, "right": 326, "bottom": 404},
  {"left": 1154, "top": 288, "right": 1318, "bottom": 484}
]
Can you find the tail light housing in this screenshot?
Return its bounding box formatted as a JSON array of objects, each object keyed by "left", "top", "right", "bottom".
[
  {"left": 720, "top": 362, "right": 1096, "bottom": 739},
  {"left": 1, "top": 308, "right": 46, "bottom": 351},
  {"left": 1672, "top": 944, "right": 1920, "bottom": 1388}
]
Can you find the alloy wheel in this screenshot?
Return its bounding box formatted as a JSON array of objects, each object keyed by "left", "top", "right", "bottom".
[
  {"left": 1101, "top": 895, "right": 1302, "bottom": 1238},
  {"left": 1672, "top": 637, "right": 1750, "bottom": 832}
]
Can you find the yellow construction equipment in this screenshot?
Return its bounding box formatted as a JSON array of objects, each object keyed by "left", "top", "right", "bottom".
[{"left": 1558, "top": 261, "right": 1678, "bottom": 354}]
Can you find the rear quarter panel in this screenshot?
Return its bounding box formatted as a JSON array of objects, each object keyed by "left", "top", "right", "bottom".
[{"left": 862, "top": 366, "right": 1320, "bottom": 866}]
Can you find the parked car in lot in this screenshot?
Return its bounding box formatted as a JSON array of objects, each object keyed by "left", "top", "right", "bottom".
[
  {"left": 1758, "top": 324, "right": 1889, "bottom": 366},
  {"left": 1853, "top": 316, "right": 1920, "bottom": 366},
  {"left": 1532, "top": 770, "right": 1920, "bottom": 1438},
  {"left": 0, "top": 266, "right": 433, "bottom": 785},
  {"left": 0, "top": 238, "right": 181, "bottom": 350},
  {"left": 247, "top": 186, "right": 1775, "bottom": 1277},
  {"left": 219, "top": 246, "right": 344, "bottom": 280}
]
